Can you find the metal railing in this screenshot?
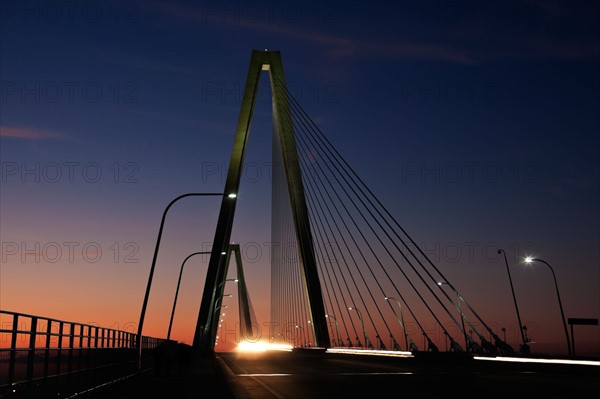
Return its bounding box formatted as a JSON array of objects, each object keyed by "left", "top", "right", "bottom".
[{"left": 0, "top": 310, "right": 165, "bottom": 395}]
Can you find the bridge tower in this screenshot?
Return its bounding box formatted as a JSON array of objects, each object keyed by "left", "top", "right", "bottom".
[{"left": 192, "top": 50, "right": 331, "bottom": 354}]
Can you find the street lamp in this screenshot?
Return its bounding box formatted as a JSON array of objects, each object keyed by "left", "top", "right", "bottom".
[
  {"left": 294, "top": 325, "right": 305, "bottom": 347},
  {"left": 214, "top": 303, "right": 229, "bottom": 348},
  {"left": 214, "top": 296, "right": 231, "bottom": 318},
  {"left": 167, "top": 251, "right": 212, "bottom": 341},
  {"left": 213, "top": 305, "right": 229, "bottom": 327},
  {"left": 384, "top": 296, "right": 410, "bottom": 351},
  {"left": 349, "top": 307, "right": 371, "bottom": 349},
  {"left": 325, "top": 314, "right": 343, "bottom": 347},
  {"left": 215, "top": 294, "right": 233, "bottom": 310},
  {"left": 136, "top": 192, "right": 224, "bottom": 370},
  {"left": 214, "top": 304, "right": 228, "bottom": 319},
  {"left": 498, "top": 248, "right": 529, "bottom": 354},
  {"left": 524, "top": 257, "right": 572, "bottom": 357},
  {"left": 214, "top": 304, "right": 228, "bottom": 343},
  {"left": 437, "top": 281, "right": 469, "bottom": 352},
  {"left": 218, "top": 278, "right": 239, "bottom": 291}
]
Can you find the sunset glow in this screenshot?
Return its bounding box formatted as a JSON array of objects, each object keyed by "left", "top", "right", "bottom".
[{"left": 1, "top": 0, "right": 598, "bottom": 359}]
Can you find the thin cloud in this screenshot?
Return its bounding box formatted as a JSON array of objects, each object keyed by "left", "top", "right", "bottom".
[
  {"left": 1, "top": 126, "right": 67, "bottom": 140},
  {"left": 143, "top": 2, "right": 474, "bottom": 64},
  {"left": 145, "top": 1, "right": 599, "bottom": 63},
  {"left": 241, "top": 21, "right": 474, "bottom": 63}
]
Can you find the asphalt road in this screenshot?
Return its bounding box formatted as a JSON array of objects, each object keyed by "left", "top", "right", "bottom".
[
  {"left": 8, "top": 349, "right": 597, "bottom": 398},
  {"left": 217, "top": 349, "right": 599, "bottom": 398}
]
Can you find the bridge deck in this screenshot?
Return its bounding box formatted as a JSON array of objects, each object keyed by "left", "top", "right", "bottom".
[
  {"left": 5, "top": 351, "right": 598, "bottom": 398},
  {"left": 80, "top": 355, "right": 238, "bottom": 399},
  {"left": 82, "top": 371, "right": 236, "bottom": 398},
  {"left": 3, "top": 354, "right": 238, "bottom": 399}
]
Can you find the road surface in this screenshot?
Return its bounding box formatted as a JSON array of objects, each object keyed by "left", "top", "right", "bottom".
[{"left": 217, "top": 349, "right": 599, "bottom": 398}]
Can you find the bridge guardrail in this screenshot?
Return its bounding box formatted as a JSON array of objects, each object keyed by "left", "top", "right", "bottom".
[{"left": 0, "top": 309, "right": 164, "bottom": 395}]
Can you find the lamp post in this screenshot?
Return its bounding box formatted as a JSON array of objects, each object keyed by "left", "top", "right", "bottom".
[
  {"left": 218, "top": 278, "right": 239, "bottom": 291},
  {"left": 213, "top": 304, "right": 228, "bottom": 327},
  {"left": 524, "top": 257, "right": 572, "bottom": 357},
  {"left": 437, "top": 281, "right": 469, "bottom": 352},
  {"left": 213, "top": 303, "right": 229, "bottom": 348},
  {"left": 294, "top": 325, "right": 304, "bottom": 347},
  {"left": 214, "top": 296, "right": 231, "bottom": 319},
  {"left": 349, "top": 307, "right": 370, "bottom": 349},
  {"left": 214, "top": 304, "right": 228, "bottom": 316},
  {"left": 498, "top": 248, "right": 529, "bottom": 354},
  {"left": 136, "top": 192, "right": 223, "bottom": 370},
  {"left": 384, "top": 296, "right": 409, "bottom": 350},
  {"left": 214, "top": 304, "right": 228, "bottom": 343},
  {"left": 325, "top": 314, "right": 342, "bottom": 347},
  {"left": 214, "top": 304, "right": 227, "bottom": 314},
  {"left": 167, "top": 251, "right": 212, "bottom": 341},
  {"left": 215, "top": 294, "right": 233, "bottom": 311},
  {"left": 213, "top": 279, "right": 237, "bottom": 328}
]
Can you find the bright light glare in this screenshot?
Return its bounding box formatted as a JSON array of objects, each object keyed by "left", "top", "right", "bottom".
[
  {"left": 524, "top": 256, "right": 534, "bottom": 263},
  {"left": 228, "top": 193, "right": 237, "bottom": 198},
  {"left": 237, "top": 342, "right": 293, "bottom": 352},
  {"left": 475, "top": 356, "right": 600, "bottom": 366},
  {"left": 327, "top": 348, "right": 413, "bottom": 358}
]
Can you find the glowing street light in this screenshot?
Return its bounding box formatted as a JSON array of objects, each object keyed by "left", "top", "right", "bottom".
[
  {"left": 214, "top": 304, "right": 228, "bottom": 317},
  {"left": 214, "top": 293, "right": 232, "bottom": 319},
  {"left": 437, "top": 281, "right": 469, "bottom": 352},
  {"left": 294, "top": 325, "right": 305, "bottom": 347},
  {"left": 215, "top": 294, "right": 233, "bottom": 309},
  {"left": 217, "top": 305, "right": 229, "bottom": 334},
  {"left": 136, "top": 191, "right": 223, "bottom": 370},
  {"left": 349, "top": 307, "right": 371, "bottom": 349},
  {"left": 524, "top": 257, "right": 571, "bottom": 357},
  {"left": 384, "top": 296, "right": 411, "bottom": 351},
  {"left": 326, "top": 314, "right": 343, "bottom": 347},
  {"left": 218, "top": 278, "right": 239, "bottom": 291}
]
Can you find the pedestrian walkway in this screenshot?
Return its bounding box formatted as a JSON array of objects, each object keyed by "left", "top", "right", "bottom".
[{"left": 80, "top": 355, "right": 239, "bottom": 398}]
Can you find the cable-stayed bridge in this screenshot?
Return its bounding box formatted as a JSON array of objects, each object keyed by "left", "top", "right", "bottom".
[
  {"left": 1, "top": 50, "right": 598, "bottom": 398},
  {"left": 194, "top": 49, "right": 516, "bottom": 357}
]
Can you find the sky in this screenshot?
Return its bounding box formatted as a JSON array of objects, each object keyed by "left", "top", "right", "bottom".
[{"left": 1, "top": 0, "right": 599, "bottom": 355}]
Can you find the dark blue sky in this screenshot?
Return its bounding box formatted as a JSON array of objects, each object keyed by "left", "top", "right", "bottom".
[{"left": 1, "top": 0, "right": 598, "bottom": 353}]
